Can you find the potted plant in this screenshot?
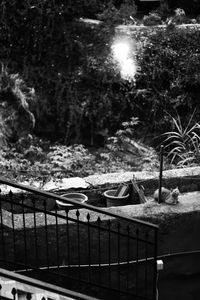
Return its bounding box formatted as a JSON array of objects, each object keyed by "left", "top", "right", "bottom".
[{"left": 103, "top": 185, "right": 130, "bottom": 207}]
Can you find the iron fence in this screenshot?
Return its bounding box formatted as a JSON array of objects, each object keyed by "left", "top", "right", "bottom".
[{"left": 0, "top": 178, "right": 158, "bottom": 300}]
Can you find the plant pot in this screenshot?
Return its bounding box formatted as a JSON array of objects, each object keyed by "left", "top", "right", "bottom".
[
  {"left": 103, "top": 189, "right": 129, "bottom": 207},
  {"left": 56, "top": 192, "right": 88, "bottom": 208}
]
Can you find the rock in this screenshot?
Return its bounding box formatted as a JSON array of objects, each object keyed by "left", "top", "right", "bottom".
[
  {"left": 42, "top": 177, "right": 89, "bottom": 191},
  {"left": 42, "top": 180, "right": 58, "bottom": 191}
]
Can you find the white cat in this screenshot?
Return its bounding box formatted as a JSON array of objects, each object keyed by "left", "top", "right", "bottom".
[{"left": 154, "top": 187, "right": 179, "bottom": 205}]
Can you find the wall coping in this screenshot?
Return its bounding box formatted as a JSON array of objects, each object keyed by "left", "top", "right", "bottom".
[{"left": 84, "top": 166, "right": 200, "bottom": 188}]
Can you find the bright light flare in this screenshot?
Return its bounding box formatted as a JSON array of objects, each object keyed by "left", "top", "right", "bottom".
[
  {"left": 112, "top": 42, "right": 130, "bottom": 62},
  {"left": 111, "top": 38, "right": 137, "bottom": 81}
]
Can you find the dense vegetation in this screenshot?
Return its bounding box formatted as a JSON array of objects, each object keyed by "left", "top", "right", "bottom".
[{"left": 0, "top": 0, "right": 200, "bottom": 180}]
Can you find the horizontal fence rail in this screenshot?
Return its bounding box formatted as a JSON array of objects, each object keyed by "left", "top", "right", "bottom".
[
  {"left": 0, "top": 177, "right": 158, "bottom": 300},
  {"left": 0, "top": 267, "right": 99, "bottom": 300}
]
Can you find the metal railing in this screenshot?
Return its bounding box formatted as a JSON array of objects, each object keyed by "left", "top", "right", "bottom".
[
  {"left": 0, "top": 177, "right": 158, "bottom": 300},
  {"left": 0, "top": 267, "right": 98, "bottom": 300}
]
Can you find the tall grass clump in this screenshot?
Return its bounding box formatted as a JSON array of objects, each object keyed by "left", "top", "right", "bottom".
[{"left": 161, "top": 111, "right": 200, "bottom": 166}]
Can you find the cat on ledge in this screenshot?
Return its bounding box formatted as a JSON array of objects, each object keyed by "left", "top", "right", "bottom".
[{"left": 154, "top": 187, "right": 180, "bottom": 205}]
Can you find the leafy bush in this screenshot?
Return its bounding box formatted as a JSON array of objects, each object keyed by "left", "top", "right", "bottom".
[
  {"left": 48, "top": 144, "right": 95, "bottom": 175},
  {"left": 0, "top": 138, "right": 156, "bottom": 182},
  {"left": 0, "top": 65, "right": 36, "bottom": 145},
  {"left": 134, "top": 27, "right": 200, "bottom": 136},
  {"left": 152, "top": 1, "right": 172, "bottom": 20},
  {"left": 143, "top": 13, "right": 162, "bottom": 26},
  {"left": 106, "top": 117, "right": 159, "bottom": 170},
  {"left": 97, "top": 0, "right": 137, "bottom": 25},
  {"left": 196, "top": 15, "right": 200, "bottom": 23},
  {"left": 168, "top": 8, "right": 191, "bottom": 25},
  {"left": 167, "top": 0, "right": 200, "bottom": 14}
]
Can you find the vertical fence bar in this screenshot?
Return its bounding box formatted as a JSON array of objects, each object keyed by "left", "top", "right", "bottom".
[
  {"left": 54, "top": 204, "right": 60, "bottom": 271},
  {"left": 26, "top": 292, "right": 32, "bottom": 300},
  {"left": 154, "top": 228, "right": 158, "bottom": 300},
  {"left": 87, "top": 213, "right": 91, "bottom": 284},
  {"left": 76, "top": 209, "right": 81, "bottom": 282},
  {"left": 43, "top": 200, "right": 49, "bottom": 269},
  {"left": 158, "top": 145, "right": 164, "bottom": 204},
  {"left": 126, "top": 225, "right": 130, "bottom": 293},
  {"left": 97, "top": 216, "right": 101, "bottom": 285},
  {"left": 22, "top": 194, "right": 28, "bottom": 270},
  {"left": 117, "top": 223, "right": 121, "bottom": 295},
  {"left": 11, "top": 288, "right": 17, "bottom": 300},
  {"left": 144, "top": 232, "right": 149, "bottom": 298},
  {"left": 108, "top": 220, "right": 111, "bottom": 292},
  {"left": 65, "top": 209, "right": 70, "bottom": 266},
  {"left": 0, "top": 194, "right": 6, "bottom": 264},
  {"left": 10, "top": 191, "right": 17, "bottom": 269},
  {"left": 32, "top": 199, "right": 38, "bottom": 268},
  {"left": 136, "top": 228, "right": 139, "bottom": 298}
]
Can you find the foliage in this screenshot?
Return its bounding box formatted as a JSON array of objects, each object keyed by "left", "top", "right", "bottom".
[
  {"left": 106, "top": 117, "right": 159, "bottom": 170},
  {"left": 167, "top": 0, "right": 200, "bottom": 14},
  {"left": 0, "top": 65, "right": 36, "bottom": 145},
  {"left": 118, "top": 0, "right": 137, "bottom": 25},
  {"left": 161, "top": 111, "right": 200, "bottom": 166},
  {"left": 197, "top": 15, "right": 200, "bottom": 23},
  {"left": 48, "top": 144, "right": 96, "bottom": 176},
  {"left": 143, "top": 13, "right": 162, "bottom": 26},
  {"left": 134, "top": 27, "right": 200, "bottom": 136},
  {"left": 0, "top": 143, "right": 131, "bottom": 183},
  {"left": 47, "top": 143, "right": 142, "bottom": 176},
  {"left": 97, "top": 0, "right": 137, "bottom": 25},
  {"left": 168, "top": 8, "right": 191, "bottom": 25},
  {"left": 0, "top": 1, "right": 108, "bottom": 144},
  {"left": 1, "top": 0, "right": 200, "bottom": 149},
  {"left": 152, "top": 1, "right": 172, "bottom": 20},
  {"left": 0, "top": 0, "right": 138, "bottom": 146}
]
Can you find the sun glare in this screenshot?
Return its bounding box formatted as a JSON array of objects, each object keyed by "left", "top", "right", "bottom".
[
  {"left": 112, "top": 42, "right": 130, "bottom": 62},
  {"left": 111, "top": 38, "right": 137, "bottom": 81}
]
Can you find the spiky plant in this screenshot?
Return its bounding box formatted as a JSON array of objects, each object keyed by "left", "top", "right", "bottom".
[{"left": 161, "top": 111, "right": 200, "bottom": 166}]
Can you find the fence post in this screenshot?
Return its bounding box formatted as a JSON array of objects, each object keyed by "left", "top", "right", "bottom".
[
  {"left": 158, "top": 145, "right": 164, "bottom": 204},
  {"left": 156, "top": 260, "right": 164, "bottom": 300}
]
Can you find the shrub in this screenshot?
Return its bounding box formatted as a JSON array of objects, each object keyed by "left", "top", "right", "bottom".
[
  {"left": 170, "top": 8, "right": 191, "bottom": 25},
  {"left": 135, "top": 27, "right": 200, "bottom": 136},
  {"left": 196, "top": 15, "right": 200, "bottom": 23},
  {"left": 152, "top": 1, "right": 172, "bottom": 20},
  {"left": 0, "top": 65, "right": 36, "bottom": 145},
  {"left": 97, "top": 1, "right": 120, "bottom": 24},
  {"left": 106, "top": 117, "right": 159, "bottom": 170},
  {"left": 143, "top": 13, "right": 162, "bottom": 26},
  {"left": 167, "top": 0, "right": 200, "bottom": 14},
  {"left": 97, "top": 0, "right": 137, "bottom": 25}
]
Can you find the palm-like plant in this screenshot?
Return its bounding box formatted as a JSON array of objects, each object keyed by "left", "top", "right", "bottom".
[{"left": 161, "top": 110, "right": 200, "bottom": 166}]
